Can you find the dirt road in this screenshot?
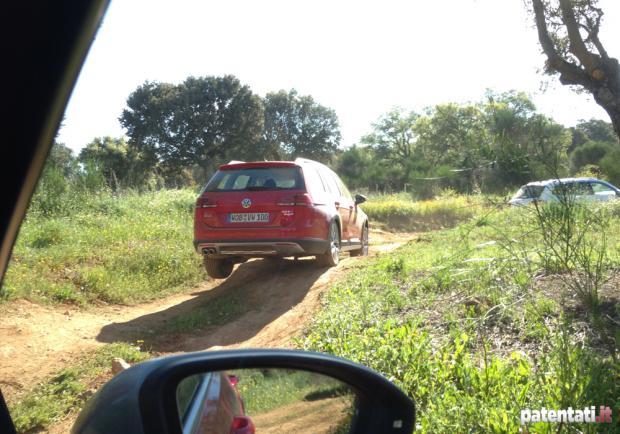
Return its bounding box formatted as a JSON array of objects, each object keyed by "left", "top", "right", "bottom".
[
  {"left": 251, "top": 396, "right": 351, "bottom": 434},
  {"left": 0, "top": 229, "right": 414, "bottom": 418}
]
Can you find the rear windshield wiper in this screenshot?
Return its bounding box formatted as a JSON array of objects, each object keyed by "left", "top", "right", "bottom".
[{"left": 246, "top": 186, "right": 277, "bottom": 191}]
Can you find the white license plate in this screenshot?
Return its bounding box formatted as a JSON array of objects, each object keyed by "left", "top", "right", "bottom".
[{"left": 229, "top": 212, "right": 270, "bottom": 223}]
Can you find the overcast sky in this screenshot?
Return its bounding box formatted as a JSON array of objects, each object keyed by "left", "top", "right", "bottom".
[{"left": 57, "top": 0, "right": 620, "bottom": 153}]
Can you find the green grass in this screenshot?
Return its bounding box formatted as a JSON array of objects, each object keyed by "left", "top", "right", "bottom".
[
  {"left": 10, "top": 343, "right": 151, "bottom": 433},
  {"left": 301, "top": 204, "right": 620, "bottom": 433},
  {"left": 235, "top": 369, "right": 351, "bottom": 415},
  {"left": 1, "top": 189, "right": 206, "bottom": 305},
  {"left": 159, "top": 289, "right": 245, "bottom": 333},
  {"left": 363, "top": 192, "right": 491, "bottom": 231}
]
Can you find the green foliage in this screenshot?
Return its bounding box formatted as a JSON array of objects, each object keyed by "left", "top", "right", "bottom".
[
  {"left": 361, "top": 108, "right": 418, "bottom": 163},
  {"left": 302, "top": 203, "right": 619, "bottom": 432},
  {"left": 531, "top": 200, "right": 610, "bottom": 311},
  {"left": 570, "top": 141, "right": 612, "bottom": 172},
  {"left": 570, "top": 119, "right": 618, "bottom": 152},
  {"left": 120, "top": 75, "right": 265, "bottom": 179},
  {"left": 2, "top": 188, "right": 205, "bottom": 304},
  {"left": 10, "top": 343, "right": 150, "bottom": 433},
  {"left": 263, "top": 89, "right": 341, "bottom": 163},
  {"left": 47, "top": 142, "right": 75, "bottom": 177},
  {"left": 599, "top": 147, "right": 620, "bottom": 186},
  {"left": 362, "top": 193, "right": 484, "bottom": 231},
  {"left": 236, "top": 369, "right": 350, "bottom": 415},
  {"left": 344, "top": 91, "right": 574, "bottom": 197},
  {"left": 79, "top": 136, "right": 154, "bottom": 189},
  {"left": 120, "top": 77, "right": 342, "bottom": 184},
  {"left": 159, "top": 290, "right": 245, "bottom": 333}
]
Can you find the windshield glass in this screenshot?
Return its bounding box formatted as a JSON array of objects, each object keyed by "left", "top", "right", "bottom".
[
  {"left": 4, "top": 1, "right": 620, "bottom": 433},
  {"left": 204, "top": 167, "right": 304, "bottom": 192}
]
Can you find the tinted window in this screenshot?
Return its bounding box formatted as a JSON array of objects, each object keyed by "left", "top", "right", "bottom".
[
  {"left": 592, "top": 182, "right": 615, "bottom": 194},
  {"left": 302, "top": 166, "right": 327, "bottom": 197},
  {"left": 319, "top": 168, "right": 341, "bottom": 197},
  {"left": 205, "top": 167, "right": 304, "bottom": 192},
  {"left": 335, "top": 175, "right": 353, "bottom": 201},
  {"left": 552, "top": 182, "right": 593, "bottom": 196}
]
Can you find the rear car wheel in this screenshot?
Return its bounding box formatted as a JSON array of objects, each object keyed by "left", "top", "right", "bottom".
[
  {"left": 350, "top": 225, "right": 369, "bottom": 257},
  {"left": 316, "top": 221, "right": 340, "bottom": 267},
  {"left": 204, "top": 257, "right": 234, "bottom": 279}
]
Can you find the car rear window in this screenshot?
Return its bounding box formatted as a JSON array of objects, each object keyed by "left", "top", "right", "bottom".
[
  {"left": 513, "top": 185, "right": 544, "bottom": 199},
  {"left": 204, "top": 167, "right": 304, "bottom": 192}
]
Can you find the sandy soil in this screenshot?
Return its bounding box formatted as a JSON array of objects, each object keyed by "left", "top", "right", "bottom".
[
  {"left": 251, "top": 396, "right": 352, "bottom": 434},
  {"left": 0, "top": 229, "right": 416, "bottom": 432}
]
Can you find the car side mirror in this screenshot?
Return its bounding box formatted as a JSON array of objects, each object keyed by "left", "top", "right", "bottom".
[
  {"left": 354, "top": 194, "right": 367, "bottom": 205},
  {"left": 71, "top": 349, "right": 415, "bottom": 434}
]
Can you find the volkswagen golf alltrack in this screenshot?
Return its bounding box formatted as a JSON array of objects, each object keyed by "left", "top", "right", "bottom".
[{"left": 193, "top": 158, "right": 369, "bottom": 278}]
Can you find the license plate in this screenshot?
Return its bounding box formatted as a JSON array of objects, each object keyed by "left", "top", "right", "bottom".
[{"left": 229, "top": 212, "right": 270, "bottom": 223}]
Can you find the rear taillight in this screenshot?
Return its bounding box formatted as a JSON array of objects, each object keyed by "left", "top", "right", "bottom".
[
  {"left": 228, "top": 375, "right": 239, "bottom": 387},
  {"left": 280, "top": 209, "right": 295, "bottom": 226},
  {"left": 230, "top": 416, "right": 255, "bottom": 434},
  {"left": 195, "top": 196, "right": 217, "bottom": 208},
  {"left": 276, "top": 193, "right": 313, "bottom": 206}
]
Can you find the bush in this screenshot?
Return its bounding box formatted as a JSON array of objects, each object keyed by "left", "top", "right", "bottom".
[
  {"left": 3, "top": 189, "right": 205, "bottom": 305},
  {"left": 362, "top": 194, "right": 484, "bottom": 231},
  {"left": 569, "top": 141, "right": 611, "bottom": 173},
  {"left": 301, "top": 207, "right": 619, "bottom": 432}
]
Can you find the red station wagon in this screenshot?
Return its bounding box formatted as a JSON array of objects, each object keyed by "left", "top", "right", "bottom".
[{"left": 194, "top": 158, "right": 369, "bottom": 278}]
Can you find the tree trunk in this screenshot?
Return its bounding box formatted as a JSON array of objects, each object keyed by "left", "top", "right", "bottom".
[
  {"left": 592, "top": 80, "right": 620, "bottom": 140},
  {"left": 531, "top": 0, "right": 620, "bottom": 141}
]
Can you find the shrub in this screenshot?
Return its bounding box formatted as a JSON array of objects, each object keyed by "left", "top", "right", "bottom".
[{"left": 362, "top": 194, "right": 484, "bottom": 231}]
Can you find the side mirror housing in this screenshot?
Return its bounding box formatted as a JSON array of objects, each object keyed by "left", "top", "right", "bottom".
[
  {"left": 354, "top": 194, "right": 367, "bottom": 205},
  {"left": 72, "top": 349, "right": 415, "bottom": 434}
]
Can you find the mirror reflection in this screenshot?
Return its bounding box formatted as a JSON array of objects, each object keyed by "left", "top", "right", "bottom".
[{"left": 177, "top": 368, "right": 355, "bottom": 434}]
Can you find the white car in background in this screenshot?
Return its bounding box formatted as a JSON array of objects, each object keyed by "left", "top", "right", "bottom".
[{"left": 509, "top": 177, "right": 620, "bottom": 206}]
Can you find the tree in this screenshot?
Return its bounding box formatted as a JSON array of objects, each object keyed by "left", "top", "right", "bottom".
[
  {"left": 576, "top": 118, "right": 617, "bottom": 142},
  {"left": 531, "top": 0, "right": 620, "bottom": 138},
  {"left": 361, "top": 109, "right": 418, "bottom": 162},
  {"left": 120, "top": 75, "right": 264, "bottom": 178},
  {"left": 482, "top": 91, "right": 570, "bottom": 188},
  {"left": 79, "top": 137, "right": 147, "bottom": 189},
  {"left": 569, "top": 140, "right": 611, "bottom": 171},
  {"left": 263, "top": 89, "right": 341, "bottom": 162},
  {"left": 47, "top": 142, "right": 75, "bottom": 177},
  {"left": 334, "top": 146, "right": 374, "bottom": 189}
]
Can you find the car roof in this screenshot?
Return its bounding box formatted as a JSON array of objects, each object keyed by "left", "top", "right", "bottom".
[
  {"left": 218, "top": 161, "right": 300, "bottom": 170},
  {"left": 523, "top": 177, "right": 605, "bottom": 187},
  {"left": 218, "top": 157, "right": 326, "bottom": 171}
]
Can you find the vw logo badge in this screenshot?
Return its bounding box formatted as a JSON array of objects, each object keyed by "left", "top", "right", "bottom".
[{"left": 241, "top": 198, "right": 251, "bottom": 208}]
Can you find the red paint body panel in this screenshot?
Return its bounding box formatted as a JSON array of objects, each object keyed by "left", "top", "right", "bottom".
[{"left": 193, "top": 159, "right": 368, "bottom": 258}]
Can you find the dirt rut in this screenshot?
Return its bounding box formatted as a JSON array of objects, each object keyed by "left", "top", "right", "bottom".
[{"left": 0, "top": 229, "right": 414, "bottom": 406}]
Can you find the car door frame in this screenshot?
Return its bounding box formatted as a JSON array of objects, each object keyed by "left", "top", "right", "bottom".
[
  {"left": 589, "top": 180, "right": 619, "bottom": 201},
  {"left": 316, "top": 166, "right": 349, "bottom": 242},
  {"left": 334, "top": 173, "right": 361, "bottom": 243}
]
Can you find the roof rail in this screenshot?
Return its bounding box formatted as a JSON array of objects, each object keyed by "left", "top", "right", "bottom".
[{"left": 294, "top": 157, "right": 316, "bottom": 164}]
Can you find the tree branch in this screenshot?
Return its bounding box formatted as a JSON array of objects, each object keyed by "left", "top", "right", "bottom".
[
  {"left": 558, "top": 0, "right": 600, "bottom": 70},
  {"left": 532, "top": 0, "right": 593, "bottom": 87}
]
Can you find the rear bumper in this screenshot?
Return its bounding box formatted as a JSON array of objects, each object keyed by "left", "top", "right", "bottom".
[{"left": 194, "top": 238, "right": 329, "bottom": 257}]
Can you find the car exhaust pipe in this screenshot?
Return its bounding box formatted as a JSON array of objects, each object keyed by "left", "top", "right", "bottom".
[{"left": 203, "top": 248, "right": 216, "bottom": 255}]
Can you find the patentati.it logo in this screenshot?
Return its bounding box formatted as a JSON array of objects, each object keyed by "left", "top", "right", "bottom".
[{"left": 520, "top": 406, "right": 612, "bottom": 424}]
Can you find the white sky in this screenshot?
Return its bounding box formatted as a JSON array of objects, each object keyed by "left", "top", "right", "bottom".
[{"left": 57, "top": 0, "right": 620, "bottom": 153}]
